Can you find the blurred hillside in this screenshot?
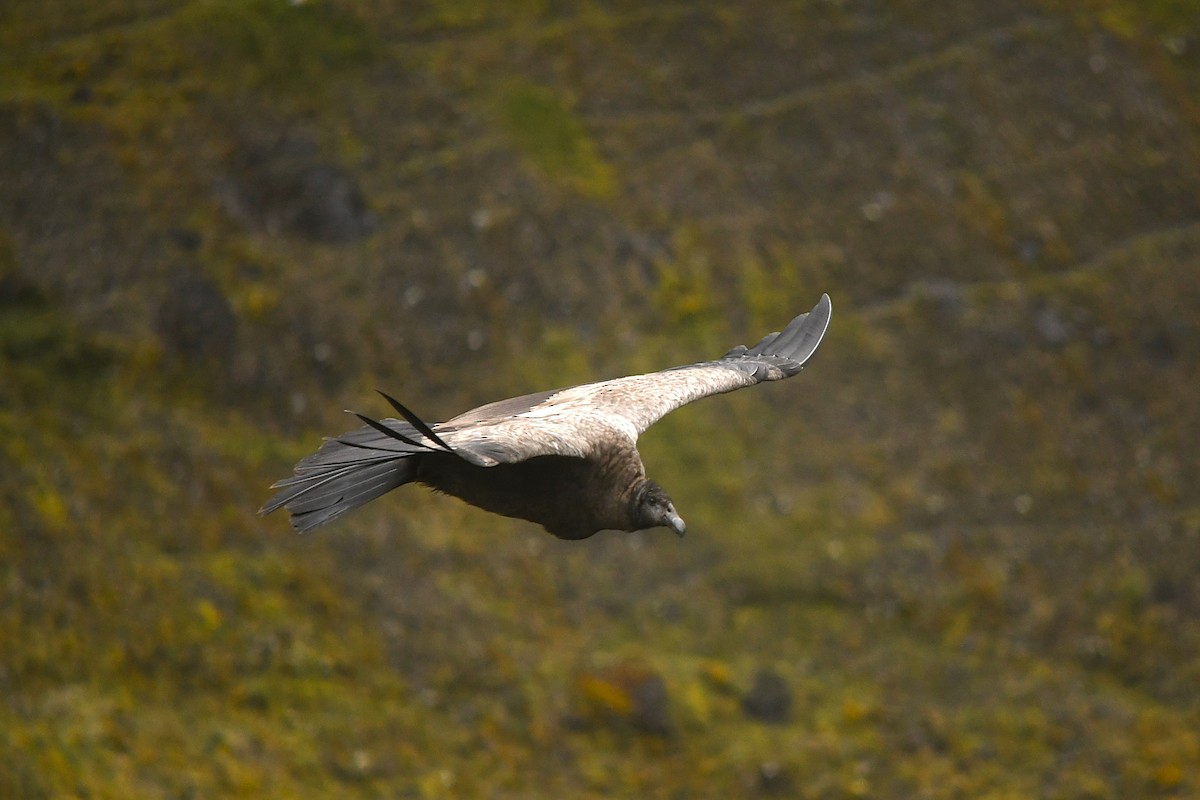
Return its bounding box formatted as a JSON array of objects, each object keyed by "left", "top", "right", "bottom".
[{"left": 1, "top": 0, "right": 1198, "bottom": 797}]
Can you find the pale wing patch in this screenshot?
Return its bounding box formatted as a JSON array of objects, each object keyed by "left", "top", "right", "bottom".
[
  {"left": 572, "top": 366, "right": 758, "bottom": 434},
  {"left": 435, "top": 363, "right": 768, "bottom": 466},
  {"left": 505, "top": 368, "right": 750, "bottom": 436},
  {"left": 439, "top": 406, "right": 638, "bottom": 466}
]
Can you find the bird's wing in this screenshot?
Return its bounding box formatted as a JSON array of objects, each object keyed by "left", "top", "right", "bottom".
[
  {"left": 436, "top": 294, "right": 831, "bottom": 467},
  {"left": 435, "top": 393, "right": 641, "bottom": 467}
]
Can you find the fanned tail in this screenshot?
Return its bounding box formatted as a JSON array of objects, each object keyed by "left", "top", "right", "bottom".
[{"left": 259, "top": 401, "right": 450, "bottom": 533}]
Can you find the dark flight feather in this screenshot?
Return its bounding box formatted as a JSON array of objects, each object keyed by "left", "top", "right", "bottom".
[
  {"left": 260, "top": 294, "right": 832, "bottom": 538},
  {"left": 349, "top": 411, "right": 435, "bottom": 451},
  {"left": 375, "top": 390, "right": 454, "bottom": 452}
]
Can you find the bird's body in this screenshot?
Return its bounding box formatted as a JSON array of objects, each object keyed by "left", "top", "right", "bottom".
[
  {"left": 417, "top": 444, "right": 646, "bottom": 539},
  {"left": 260, "top": 294, "right": 831, "bottom": 539}
]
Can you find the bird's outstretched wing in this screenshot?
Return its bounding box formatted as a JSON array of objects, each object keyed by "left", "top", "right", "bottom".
[{"left": 439, "top": 293, "right": 832, "bottom": 466}]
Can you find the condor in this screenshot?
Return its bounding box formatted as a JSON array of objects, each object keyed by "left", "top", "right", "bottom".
[{"left": 261, "top": 295, "right": 831, "bottom": 540}]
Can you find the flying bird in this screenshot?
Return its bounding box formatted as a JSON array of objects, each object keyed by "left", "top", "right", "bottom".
[{"left": 260, "top": 294, "right": 831, "bottom": 539}]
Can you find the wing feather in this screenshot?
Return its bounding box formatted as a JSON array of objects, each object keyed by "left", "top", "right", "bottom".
[{"left": 440, "top": 294, "right": 831, "bottom": 466}]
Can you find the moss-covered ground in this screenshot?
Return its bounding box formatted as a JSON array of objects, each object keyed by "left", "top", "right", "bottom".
[{"left": 2, "top": 0, "right": 1199, "bottom": 797}]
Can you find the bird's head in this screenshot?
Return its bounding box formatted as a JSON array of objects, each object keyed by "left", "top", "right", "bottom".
[{"left": 632, "top": 480, "right": 686, "bottom": 537}]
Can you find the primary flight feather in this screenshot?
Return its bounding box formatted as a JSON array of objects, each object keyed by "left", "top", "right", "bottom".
[{"left": 260, "top": 294, "right": 831, "bottom": 539}]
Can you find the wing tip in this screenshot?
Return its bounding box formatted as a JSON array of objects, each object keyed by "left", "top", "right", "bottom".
[
  {"left": 809, "top": 293, "right": 832, "bottom": 345},
  {"left": 756, "top": 293, "right": 832, "bottom": 365},
  {"left": 788, "top": 292, "right": 831, "bottom": 366}
]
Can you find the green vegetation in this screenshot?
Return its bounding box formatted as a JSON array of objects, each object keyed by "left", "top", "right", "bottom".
[
  {"left": 499, "top": 81, "right": 618, "bottom": 198},
  {"left": 2, "top": 1, "right": 1199, "bottom": 797}
]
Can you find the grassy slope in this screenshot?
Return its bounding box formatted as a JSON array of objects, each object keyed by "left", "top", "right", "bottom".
[{"left": 2, "top": 0, "right": 1199, "bottom": 797}]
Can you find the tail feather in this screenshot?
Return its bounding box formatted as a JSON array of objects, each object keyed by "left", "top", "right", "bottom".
[
  {"left": 260, "top": 452, "right": 419, "bottom": 533},
  {"left": 286, "top": 460, "right": 418, "bottom": 532},
  {"left": 274, "top": 461, "right": 404, "bottom": 516},
  {"left": 260, "top": 414, "right": 442, "bottom": 532},
  {"left": 292, "top": 421, "right": 430, "bottom": 472}
]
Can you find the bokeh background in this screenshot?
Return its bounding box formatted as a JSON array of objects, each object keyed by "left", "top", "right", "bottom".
[{"left": 2, "top": 1, "right": 1199, "bottom": 797}]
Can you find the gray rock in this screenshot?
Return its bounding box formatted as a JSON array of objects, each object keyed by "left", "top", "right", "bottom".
[{"left": 742, "top": 668, "right": 792, "bottom": 724}]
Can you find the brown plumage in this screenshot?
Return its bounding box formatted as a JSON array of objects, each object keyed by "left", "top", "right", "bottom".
[{"left": 259, "top": 294, "right": 831, "bottom": 539}]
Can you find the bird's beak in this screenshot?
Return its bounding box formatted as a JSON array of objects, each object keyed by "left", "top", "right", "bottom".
[{"left": 667, "top": 511, "right": 687, "bottom": 537}]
